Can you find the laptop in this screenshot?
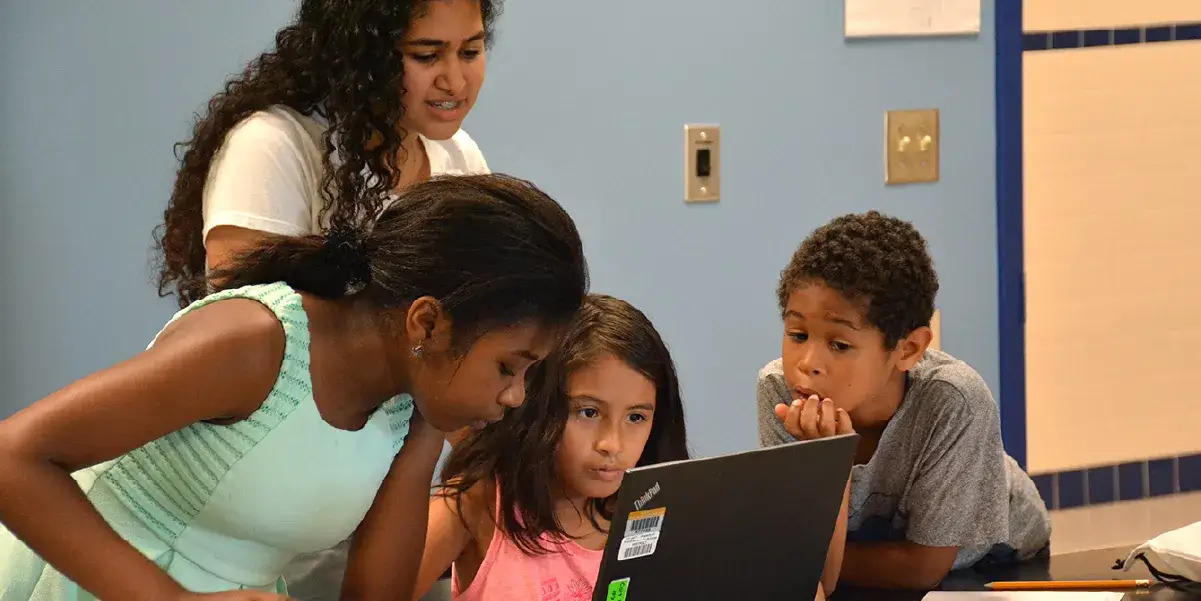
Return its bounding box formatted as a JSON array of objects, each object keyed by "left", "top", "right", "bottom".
[{"left": 591, "top": 433, "right": 858, "bottom": 601}]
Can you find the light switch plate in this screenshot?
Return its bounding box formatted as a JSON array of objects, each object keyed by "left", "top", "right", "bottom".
[
  {"left": 684, "top": 124, "right": 720, "bottom": 202},
  {"left": 884, "top": 109, "right": 939, "bottom": 185}
]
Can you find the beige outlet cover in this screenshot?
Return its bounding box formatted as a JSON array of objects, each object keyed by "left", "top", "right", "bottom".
[{"left": 929, "top": 309, "right": 941, "bottom": 350}]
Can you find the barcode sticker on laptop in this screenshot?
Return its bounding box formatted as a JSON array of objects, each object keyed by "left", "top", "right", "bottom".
[
  {"left": 624, "top": 507, "right": 666, "bottom": 537},
  {"left": 617, "top": 531, "right": 660, "bottom": 561}
]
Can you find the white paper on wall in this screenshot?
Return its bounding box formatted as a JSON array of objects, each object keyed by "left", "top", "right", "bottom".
[{"left": 845, "top": 0, "right": 981, "bottom": 38}]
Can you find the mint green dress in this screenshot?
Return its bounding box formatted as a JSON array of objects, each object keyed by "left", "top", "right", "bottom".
[{"left": 0, "top": 282, "right": 414, "bottom": 598}]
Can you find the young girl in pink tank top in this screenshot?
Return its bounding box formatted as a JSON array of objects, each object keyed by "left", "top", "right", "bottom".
[
  {"left": 412, "top": 294, "right": 689, "bottom": 601},
  {"left": 412, "top": 294, "right": 848, "bottom": 601}
]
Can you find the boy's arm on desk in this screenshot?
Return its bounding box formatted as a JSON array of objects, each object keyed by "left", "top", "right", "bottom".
[{"left": 839, "top": 541, "right": 958, "bottom": 590}]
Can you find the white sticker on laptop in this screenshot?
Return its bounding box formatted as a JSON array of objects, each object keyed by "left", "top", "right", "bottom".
[
  {"left": 624, "top": 507, "right": 665, "bottom": 537},
  {"left": 618, "top": 507, "right": 666, "bottom": 561},
  {"left": 617, "top": 531, "right": 660, "bottom": 561}
]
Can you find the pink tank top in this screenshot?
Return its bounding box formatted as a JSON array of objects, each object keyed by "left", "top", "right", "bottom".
[{"left": 452, "top": 486, "right": 603, "bottom": 601}]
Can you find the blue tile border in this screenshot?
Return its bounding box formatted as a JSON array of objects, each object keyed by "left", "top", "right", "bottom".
[
  {"left": 1082, "top": 29, "right": 1111, "bottom": 47},
  {"left": 1149, "top": 459, "right": 1175, "bottom": 497},
  {"left": 1117, "top": 462, "right": 1144, "bottom": 501},
  {"left": 1087, "top": 466, "right": 1116, "bottom": 505},
  {"left": 1057, "top": 470, "right": 1085, "bottom": 509},
  {"left": 995, "top": 0, "right": 1027, "bottom": 471},
  {"left": 1032, "top": 452, "right": 1201, "bottom": 510},
  {"left": 1023, "top": 22, "right": 1201, "bottom": 52},
  {"left": 1179, "top": 24, "right": 1201, "bottom": 41},
  {"left": 1114, "top": 28, "right": 1141, "bottom": 45},
  {"left": 1181, "top": 455, "right": 1201, "bottom": 493}
]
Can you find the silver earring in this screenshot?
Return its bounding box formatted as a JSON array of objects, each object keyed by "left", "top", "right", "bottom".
[{"left": 411, "top": 343, "right": 424, "bottom": 357}]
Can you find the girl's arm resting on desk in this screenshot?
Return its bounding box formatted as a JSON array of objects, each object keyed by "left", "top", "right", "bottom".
[
  {"left": 0, "top": 300, "right": 287, "bottom": 601},
  {"left": 410, "top": 483, "right": 479, "bottom": 600},
  {"left": 340, "top": 414, "right": 446, "bottom": 601},
  {"left": 839, "top": 541, "right": 958, "bottom": 590}
]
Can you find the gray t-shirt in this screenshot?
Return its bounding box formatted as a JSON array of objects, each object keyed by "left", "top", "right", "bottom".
[{"left": 757, "top": 349, "right": 1051, "bottom": 569}]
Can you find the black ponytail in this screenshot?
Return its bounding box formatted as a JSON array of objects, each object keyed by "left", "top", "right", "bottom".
[
  {"left": 209, "top": 173, "right": 589, "bottom": 346},
  {"left": 211, "top": 227, "right": 374, "bottom": 300}
]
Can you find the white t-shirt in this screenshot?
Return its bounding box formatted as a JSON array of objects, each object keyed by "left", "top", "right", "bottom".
[{"left": 201, "top": 105, "right": 490, "bottom": 243}]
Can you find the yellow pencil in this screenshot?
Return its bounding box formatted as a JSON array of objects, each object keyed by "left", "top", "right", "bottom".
[{"left": 985, "top": 579, "right": 1153, "bottom": 591}]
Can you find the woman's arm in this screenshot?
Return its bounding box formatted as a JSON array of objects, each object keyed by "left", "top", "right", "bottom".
[
  {"left": 340, "top": 414, "right": 448, "bottom": 601},
  {"left": 0, "top": 299, "right": 286, "bottom": 601},
  {"left": 410, "top": 489, "right": 476, "bottom": 600}
]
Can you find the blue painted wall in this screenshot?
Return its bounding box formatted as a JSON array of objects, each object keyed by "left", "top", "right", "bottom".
[
  {"left": 1, "top": 1, "right": 997, "bottom": 457},
  {"left": 0, "top": 1, "right": 298, "bottom": 416}
]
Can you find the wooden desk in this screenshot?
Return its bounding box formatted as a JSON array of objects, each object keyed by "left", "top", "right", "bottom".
[{"left": 837, "top": 547, "right": 1199, "bottom": 601}]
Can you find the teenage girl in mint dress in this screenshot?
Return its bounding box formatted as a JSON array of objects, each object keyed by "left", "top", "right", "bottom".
[{"left": 0, "top": 174, "right": 588, "bottom": 601}]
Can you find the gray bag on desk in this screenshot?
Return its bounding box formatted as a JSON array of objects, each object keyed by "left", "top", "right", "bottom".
[{"left": 1116, "top": 520, "right": 1201, "bottom": 583}]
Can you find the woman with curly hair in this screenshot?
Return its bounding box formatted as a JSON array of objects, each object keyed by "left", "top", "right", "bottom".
[{"left": 154, "top": 0, "right": 498, "bottom": 308}]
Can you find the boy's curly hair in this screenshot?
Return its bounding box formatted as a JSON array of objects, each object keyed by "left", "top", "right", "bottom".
[{"left": 776, "top": 211, "right": 939, "bottom": 348}]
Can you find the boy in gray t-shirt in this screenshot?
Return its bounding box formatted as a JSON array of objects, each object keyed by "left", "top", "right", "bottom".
[{"left": 757, "top": 211, "right": 1051, "bottom": 590}]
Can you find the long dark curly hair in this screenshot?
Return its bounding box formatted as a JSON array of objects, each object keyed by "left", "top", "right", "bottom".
[
  {"left": 154, "top": 0, "right": 502, "bottom": 307},
  {"left": 438, "top": 294, "right": 691, "bottom": 555}
]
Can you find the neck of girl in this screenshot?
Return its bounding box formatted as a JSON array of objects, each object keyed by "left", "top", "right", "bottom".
[
  {"left": 309, "top": 296, "right": 413, "bottom": 421},
  {"left": 393, "top": 134, "right": 429, "bottom": 191},
  {"left": 552, "top": 489, "right": 605, "bottom": 539}
]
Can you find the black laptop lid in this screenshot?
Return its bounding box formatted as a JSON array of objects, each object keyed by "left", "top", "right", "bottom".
[{"left": 592, "top": 433, "right": 858, "bottom": 601}]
